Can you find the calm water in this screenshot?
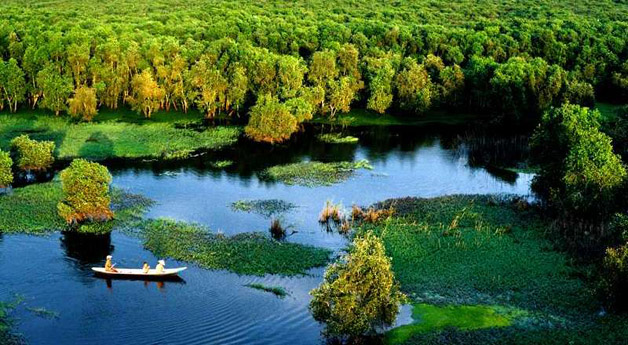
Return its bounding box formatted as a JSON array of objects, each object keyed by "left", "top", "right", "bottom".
[{"left": 0, "top": 125, "right": 533, "bottom": 344}]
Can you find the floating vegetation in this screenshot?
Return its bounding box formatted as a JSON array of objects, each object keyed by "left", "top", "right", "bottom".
[
  {"left": 261, "top": 159, "right": 373, "bottom": 187},
  {"left": 140, "top": 218, "right": 330, "bottom": 276},
  {"left": 245, "top": 283, "right": 289, "bottom": 298},
  {"left": 210, "top": 160, "right": 234, "bottom": 168},
  {"left": 26, "top": 307, "right": 60, "bottom": 320},
  {"left": 231, "top": 199, "right": 297, "bottom": 218},
  {"left": 0, "top": 182, "right": 153, "bottom": 234},
  {"left": 317, "top": 133, "right": 359, "bottom": 144},
  {"left": 385, "top": 304, "right": 516, "bottom": 345}
]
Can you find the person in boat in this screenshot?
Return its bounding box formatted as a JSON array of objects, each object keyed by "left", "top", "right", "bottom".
[
  {"left": 156, "top": 260, "right": 165, "bottom": 273},
  {"left": 105, "top": 255, "right": 117, "bottom": 272},
  {"left": 142, "top": 261, "right": 150, "bottom": 273}
]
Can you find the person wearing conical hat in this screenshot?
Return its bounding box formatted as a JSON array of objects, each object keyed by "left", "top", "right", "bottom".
[
  {"left": 156, "top": 259, "right": 165, "bottom": 273},
  {"left": 105, "top": 255, "right": 117, "bottom": 272}
]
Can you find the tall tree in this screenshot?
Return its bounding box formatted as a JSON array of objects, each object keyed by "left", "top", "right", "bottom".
[
  {"left": 37, "top": 64, "right": 73, "bottom": 116},
  {"left": 129, "top": 69, "right": 164, "bottom": 118},
  {"left": 0, "top": 58, "right": 26, "bottom": 113}
]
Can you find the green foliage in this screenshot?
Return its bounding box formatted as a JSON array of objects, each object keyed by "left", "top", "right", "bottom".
[
  {"left": 139, "top": 218, "right": 330, "bottom": 276},
  {"left": 600, "top": 241, "right": 628, "bottom": 311},
  {"left": 0, "top": 58, "right": 26, "bottom": 113},
  {"left": 245, "top": 94, "right": 298, "bottom": 143},
  {"left": 57, "top": 159, "right": 113, "bottom": 229},
  {"left": 262, "top": 159, "right": 372, "bottom": 186},
  {"left": 0, "top": 113, "right": 240, "bottom": 160},
  {"left": 395, "top": 58, "right": 432, "bottom": 113},
  {"left": 37, "top": 64, "right": 73, "bottom": 116},
  {"left": 245, "top": 283, "right": 289, "bottom": 297},
  {"left": 385, "top": 304, "right": 514, "bottom": 345},
  {"left": 10, "top": 134, "right": 55, "bottom": 171},
  {"left": 531, "top": 104, "right": 626, "bottom": 218},
  {"left": 0, "top": 150, "right": 13, "bottom": 188},
  {"left": 0, "top": 181, "right": 151, "bottom": 234},
  {"left": 310, "top": 231, "right": 405, "bottom": 337}
]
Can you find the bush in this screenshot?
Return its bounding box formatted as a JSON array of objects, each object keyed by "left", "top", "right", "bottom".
[
  {"left": 600, "top": 241, "right": 628, "bottom": 311},
  {"left": 530, "top": 104, "right": 626, "bottom": 219},
  {"left": 10, "top": 135, "right": 55, "bottom": 171},
  {"left": 0, "top": 150, "right": 13, "bottom": 188},
  {"left": 245, "top": 94, "right": 298, "bottom": 143},
  {"left": 57, "top": 159, "right": 113, "bottom": 227},
  {"left": 310, "top": 231, "right": 405, "bottom": 338}
]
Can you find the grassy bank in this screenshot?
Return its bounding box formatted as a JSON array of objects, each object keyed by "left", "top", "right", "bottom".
[
  {"left": 354, "top": 195, "right": 628, "bottom": 344},
  {"left": 312, "top": 109, "right": 482, "bottom": 127},
  {"left": 0, "top": 112, "right": 241, "bottom": 161},
  {"left": 0, "top": 181, "right": 152, "bottom": 234},
  {"left": 140, "top": 218, "right": 331, "bottom": 276},
  {"left": 261, "top": 159, "right": 372, "bottom": 187}
]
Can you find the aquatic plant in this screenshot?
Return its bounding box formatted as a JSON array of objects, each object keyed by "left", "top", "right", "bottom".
[
  {"left": 210, "top": 160, "right": 234, "bottom": 168},
  {"left": 57, "top": 159, "right": 113, "bottom": 229},
  {"left": 310, "top": 231, "right": 405, "bottom": 337},
  {"left": 10, "top": 134, "right": 55, "bottom": 171},
  {"left": 231, "top": 199, "right": 297, "bottom": 218},
  {"left": 140, "top": 218, "right": 330, "bottom": 276},
  {"left": 319, "top": 200, "right": 343, "bottom": 224},
  {"left": 245, "top": 283, "right": 289, "bottom": 298},
  {"left": 352, "top": 205, "right": 395, "bottom": 224},
  {"left": 317, "top": 133, "right": 359, "bottom": 144},
  {"left": 385, "top": 304, "right": 515, "bottom": 345},
  {"left": 0, "top": 150, "right": 13, "bottom": 188},
  {"left": 26, "top": 307, "right": 60, "bottom": 320},
  {"left": 269, "top": 218, "right": 286, "bottom": 240},
  {"left": 262, "top": 159, "right": 372, "bottom": 187}
]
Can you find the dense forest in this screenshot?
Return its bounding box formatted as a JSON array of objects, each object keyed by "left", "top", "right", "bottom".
[{"left": 0, "top": 0, "right": 627, "bottom": 141}]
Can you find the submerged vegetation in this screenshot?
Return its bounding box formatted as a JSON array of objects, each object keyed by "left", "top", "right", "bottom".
[
  {"left": 0, "top": 114, "right": 241, "bottom": 160},
  {"left": 139, "top": 218, "right": 330, "bottom": 276},
  {"left": 262, "top": 159, "right": 372, "bottom": 187},
  {"left": 231, "top": 199, "right": 297, "bottom": 218},
  {"left": 0, "top": 181, "right": 152, "bottom": 234},
  {"left": 245, "top": 283, "right": 289, "bottom": 298}
]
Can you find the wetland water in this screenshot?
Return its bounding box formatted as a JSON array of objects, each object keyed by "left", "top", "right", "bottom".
[{"left": 0, "top": 124, "right": 533, "bottom": 344}]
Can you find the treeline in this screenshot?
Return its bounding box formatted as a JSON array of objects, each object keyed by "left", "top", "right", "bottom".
[{"left": 0, "top": 0, "right": 627, "bottom": 141}]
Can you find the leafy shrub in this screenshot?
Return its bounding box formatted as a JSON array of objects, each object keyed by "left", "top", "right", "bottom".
[
  {"left": 600, "top": 241, "right": 628, "bottom": 311},
  {"left": 245, "top": 94, "right": 298, "bottom": 143},
  {"left": 57, "top": 159, "right": 113, "bottom": 227},
  {"left": 68, "top": 86, "right": 98, "bottom": 121},
  {"left": 310, "top": 231, "right": 405, "bottom": 338},
  {"left": 10, "top": 135, "right": 55, "bottom": 171},
  {"left": 0, "top": 150, "right": 13, "bottom": 188}
]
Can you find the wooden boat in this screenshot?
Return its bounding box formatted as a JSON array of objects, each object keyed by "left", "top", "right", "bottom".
[{"left": 92, "top": 267, "right": 187, "bottom": 278}]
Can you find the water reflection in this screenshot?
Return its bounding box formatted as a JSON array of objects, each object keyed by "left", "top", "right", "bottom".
[{"left": 60, "top": 231, "right": 113, "bottom": 266}]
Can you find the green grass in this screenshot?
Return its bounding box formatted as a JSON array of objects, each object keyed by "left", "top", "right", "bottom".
[
  {"left": 0, "top": 112, "right": 241, "bottom": 161},
  {"left": 385, "top": 304, "right": 514, "bottom": 345},
  {"left": 0, "top": 181, "right": 153, "bottom": 234},
  {"left": 245, "top": 283, "right": 289, "bottom": 297},
  {"left": 358, "top": 195, "right": 628, "bottom": 344},
  {"left": 231, "top": 199, "right": 297, "bottom": 218},
  {"left": 261, "top": 159, "right": 372, "bottom": 187},
  {"left": 317, "top": 133, "right": 359, "bottom": 144},
  {"left": 139, "top": 218, "right": 331, "bottom": 276},
  {"left": 312, "top": 109, "right": 483, "bottom": 127}
]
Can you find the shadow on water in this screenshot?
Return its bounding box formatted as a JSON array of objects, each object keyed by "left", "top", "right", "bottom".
[
  {"left": 102, "top": 278, "right": 185, "bottom": 291},
  {"left": 60, "top": 231, "right": 113, "bottom": 266}
]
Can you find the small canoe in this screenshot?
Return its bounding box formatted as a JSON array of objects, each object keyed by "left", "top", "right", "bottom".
[{"left": 92, "top": 267, "right": 187, "bottom": 278}]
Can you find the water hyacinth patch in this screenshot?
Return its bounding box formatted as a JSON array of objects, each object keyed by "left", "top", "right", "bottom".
[{"left": 231, "top": 199, "right": 297, "bottom": 218}]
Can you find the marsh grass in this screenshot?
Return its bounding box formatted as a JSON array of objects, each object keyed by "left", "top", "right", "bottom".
[
  {"left": 262, "top": 159, "right": 372, "bottom": 187},
  {"left": 356, "top": 195, "right": 628, "bottom": 344},
  {"left": 139, "top": 218, "right": 330, "bottom": 276},
  {"left": 245, "top": 283, "right": 289, "bottom": 298},
  {"left": 231, "top": 199, "right": 297, "bottom": 218},
  {"left": 319, "top": 201, "right": 343, "bottom": 224},
  {"left": 0, "top": 181, "right": 153, "bottom": 234},
  {"left": 0, "top": 113, "right": 241, "bottom": 161},
  {"left": 269, "top": 218, "right": 287, "bottom": 240}
]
